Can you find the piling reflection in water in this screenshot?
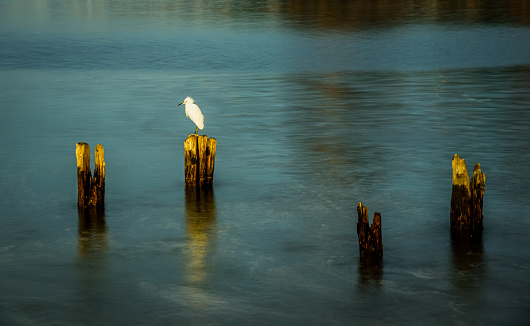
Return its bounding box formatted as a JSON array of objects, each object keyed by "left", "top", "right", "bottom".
[
  {"left": 450, "top": 238, "right": 484, "bottom": 292},
  {"left": 185, "top": 186, "right": 217, "bottom": 285},
  {"left": 77, "top": 207, "right": 107, "bottom": 256},
  {"left": 358, "top": 261, "right": 383, "bottom": 287},
  {"left": 13, "top": 0, "right": 528, "bottom": 31},
  {"left": 76, "top": 207, "right": 109, "bottom": 323}
]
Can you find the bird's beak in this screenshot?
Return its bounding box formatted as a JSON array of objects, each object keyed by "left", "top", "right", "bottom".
[{"left": 178, "top": 102, "right": 184, "bottom": 106}]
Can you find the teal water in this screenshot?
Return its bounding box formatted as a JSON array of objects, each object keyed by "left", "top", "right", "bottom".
[{"left": 1, "top": 1, "right": 530, "bottom": 325}]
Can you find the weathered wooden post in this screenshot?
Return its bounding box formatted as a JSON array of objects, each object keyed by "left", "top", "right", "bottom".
[
  {"left": 450, "top": 154, "right": 485, "bottom": 240},
  {"left": 76, "top": 143, "right": 105, "bottom": 208},
  {"left": 91, "top": 144, "right": 105, "bottom": 207},
  {"left": 470, "top": 163, "right": 486, "bottom": 235},
  {"left": 184, "top": 135, "right": 198, "bottom": 185},
  {"left": 76, "top": 143, "right": 92, "bottom": 208},
  {"left": 184, "top": 134, "right": 216, "bottom": 187},
  {"left": 206, "top": 137, "right": 217, "bottom": 184},
  {"left": 356, "top": 202, "right": 383, "bottom": 263}
]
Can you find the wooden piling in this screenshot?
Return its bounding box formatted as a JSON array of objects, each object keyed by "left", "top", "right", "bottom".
[
  {"left": 450, "top": 154, "right": 485, "bottom": 240},
  {"left": 356, "top": 202, "right": 383, "bottom": 263},
  {"left": 184, "top": 134, "right": 216, "bottom": 187},
  {"left": 470, "top": 163, "right": 486, "bottom": 236},
  {"left": 184, "top": 136, "right": 198, "bottom": 185},
  {"left": 76, "top": 143, "right": 92, "bottom": 208},
  {"left": 91, "top": 144, "right": 105, "bottom": 207},
  {"left": 76, "top": 143, "right": 105, "bottom": 208},
  {"left": 197, "top": 135, "right": 208, "bottom": 185},
  {"left": 206, "top": 137, "right": 217, "bottom": 183}
]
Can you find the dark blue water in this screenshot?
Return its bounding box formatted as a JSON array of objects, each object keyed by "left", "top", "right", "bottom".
[{"left": 1, "top": 1, "right": 530, "bottom": 325}]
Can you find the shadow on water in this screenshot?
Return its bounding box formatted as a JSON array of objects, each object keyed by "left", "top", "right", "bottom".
[
  {"left": 77, "top": 206, "right": 107, "bottom": 256},
  {"left": 184, "top": 186, "right": 217, "bottom": 285}
]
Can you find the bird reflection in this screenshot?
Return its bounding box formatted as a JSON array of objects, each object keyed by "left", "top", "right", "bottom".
[
  {"left": 77, "top": 206, "right": 107, "bottom": 256},
  {"left": 450, "top": 238, "right": 484, "bottom": 291},
  {"left": 185, "top": 185, "right": 217, "bottom": 285}
]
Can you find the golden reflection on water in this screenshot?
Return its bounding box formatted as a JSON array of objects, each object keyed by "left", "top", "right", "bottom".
[
  {"left": 77, "top": 207, "right": 107, "bottom": 256},
  {"left": 6, "top": 0, "right": 529, "bottom": 31},
  {"left": 185, "top": 186, "right": 217, "bottom": 285}
]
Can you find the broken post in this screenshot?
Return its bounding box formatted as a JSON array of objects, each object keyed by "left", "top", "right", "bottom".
[
  {"left": 76, "top": 143, "right": 105, "bottom": 208},
  {"left": 356, "top": 202, "right": 383, "bottom": 263},
  {"left": 184, "top": 134, "right": 216, "bottom": 187},
  {"left": 450, "top": 154, "right": 485, "bottom": 240}
]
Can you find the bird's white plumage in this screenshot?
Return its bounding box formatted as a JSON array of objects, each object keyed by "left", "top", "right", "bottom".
[{"left": 179, "top": 96, "right": 204, "bottom": 132}]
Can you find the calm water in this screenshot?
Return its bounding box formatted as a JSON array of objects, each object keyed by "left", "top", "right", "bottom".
[{"left": 1, "top": 1, "right": 530, "bottom": 325}]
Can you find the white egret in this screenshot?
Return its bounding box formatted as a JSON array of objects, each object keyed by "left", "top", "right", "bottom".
[{"left": 178, "top": 96, "right": 204, "bottom": 135}]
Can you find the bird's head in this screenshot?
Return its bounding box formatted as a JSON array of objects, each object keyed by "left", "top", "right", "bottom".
[{"left": 178, "top": 96, "right": 194, "bottom": 106}]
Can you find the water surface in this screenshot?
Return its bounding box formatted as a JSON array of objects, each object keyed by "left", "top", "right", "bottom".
[{"left": 1, "top": 1, "right": 530, "bottom": 325}]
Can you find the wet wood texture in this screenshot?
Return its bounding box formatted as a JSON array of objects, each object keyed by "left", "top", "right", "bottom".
[
  {"left": 76, "top": 143, "right": 105, "bottom": 208},
  {"left": 356, "top": 202, "right": 383, "bottom": 263},
  {"left": 450, "top": 154, "right": 485, "bottom": 240},
  {"left": 184, "top": 134, "right": 216, "bottom": 187}
]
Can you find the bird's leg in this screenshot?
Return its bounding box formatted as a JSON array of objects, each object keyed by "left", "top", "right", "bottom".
[{"left": 195, "top": 126, "right": 199, "bottom": 135}]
